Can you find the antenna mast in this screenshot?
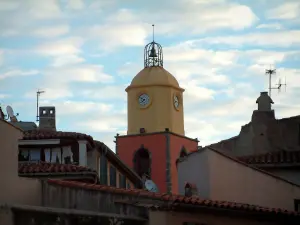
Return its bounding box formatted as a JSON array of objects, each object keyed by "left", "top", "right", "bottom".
[
  {"left": 265, "top": 65, "right": 276, "bottom": 97},
  {"left": 36, "top": 89, "right": 45, "bottom": 122},
  {"left": 265, "top": 65, "right": 287, "bottom": 97}
]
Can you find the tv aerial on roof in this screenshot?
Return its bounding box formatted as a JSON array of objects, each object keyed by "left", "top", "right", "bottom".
[
  {"left": 144, "top": 179, "right": 159, "bottom": 193},
  {"left": 36, "top": 89, "right": 45, "bottom": 122}
]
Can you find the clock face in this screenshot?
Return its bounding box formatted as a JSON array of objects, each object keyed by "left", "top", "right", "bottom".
[
  {"left": 174, "top": 95, "right": 179, "bottom": 109},
  {"left": 138, "top": 93, "right": 150, "bottom": 106}
]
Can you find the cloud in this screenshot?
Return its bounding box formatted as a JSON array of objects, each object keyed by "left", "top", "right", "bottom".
[
  {"left": 0, "top": 93, "right": 9, "bottom": 99},
  {"left": 51, "top": 54, "right": 85, "bottom": 67},
  {"left": 66, "top": 0, "right": 85, "bottom": 10},
  {"left": 81, "top": 85, "right": 127, "bottom": 100},
  {"left": 32, "top": 25, "right": 70, "bottom": 38},
  {"left": 0, "top": 50, "right": 3, "bottom": 66},
  {"left": 24, "top": 88, "right": 73, "bottom": 100},
  {"left": 26, "top": 0, "right": 63, "bottom": 20},
  {"left": 0, "top": 0, "right": 20, "bottom": 11},
  {"left": 43, "top": 65, "right": 114, "bottom": 84},
  {"left": 0, "top": 69, "right": 39, "bottom": 80},
  {"left": 256, "top": 23, "right": 282, "bottom": 30},
  {"left": 195, "top": 30, "right": 300, "bottom": 47},
  {"left": 266, "top": 2, "right": 300, "bottom": 20},
  {"left": 144, "top": 0, "right": 258, "bottom": 34},
  {"left": 34, "top": 37, "right": 84, "bottom": 56},
  {"left": 88, "top": 9, "right": 148, "bottom": 51},
  {"left": 75, "top": 113, "right": 127, "bottom": 132}
]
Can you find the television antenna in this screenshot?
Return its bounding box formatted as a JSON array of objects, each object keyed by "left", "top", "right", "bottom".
[
  {"left": 265, "top": 65, "right": 287, "bottom": 97},
  {"left": 36, "top": 89, "right": 45, "bottom": 122}
]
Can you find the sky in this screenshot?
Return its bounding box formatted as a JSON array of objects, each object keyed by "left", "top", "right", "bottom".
[{"left": 0, "top": 0, "right": 300, "bottom": 150}]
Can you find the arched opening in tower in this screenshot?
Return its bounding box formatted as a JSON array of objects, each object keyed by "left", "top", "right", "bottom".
[{"left": 133, "top": 147, "right": 151, "bottom": 178}]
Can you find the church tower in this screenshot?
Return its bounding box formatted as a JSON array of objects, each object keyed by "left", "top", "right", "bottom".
[
  {"left": 126, "top": 37, "right": 185, "bottom": 135},
  {"left": 116, "top": 26, "right": 198, "bottom": 194}
]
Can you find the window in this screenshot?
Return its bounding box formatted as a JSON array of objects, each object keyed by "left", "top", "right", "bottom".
[
  {"left": 126, "top": 180, "right": 131, "bottom": 189},
  {"left": 44, "top": 149, "right": 51, "bottom": 162},
  {"left": 99, "top": 155, "right": 108, "bottom": 185},
  {"left": 133, "top": 147, "right": 151, "bottom": 178},
  {"left": 51, "top": 148, "right": 61, "bottom": 163},
  {"left": 43, "top": 110, "right": 46, "bottom": 115},
  {"left": 119, "top": 173, "right": 126, "bottom": 188},
  {"left": 50, "top": 110, "right": 53, "bottom": 114},
  {"left": 294, "top": 199, "right": 300, "bottom": 212},
  {"left": 30, "top": 150, "right": 41, "bottom": 162},
  {"left": 110, "top": 165, "right": 117, "bottom": 187},
  {"left": 19, "top": 150, "right": 29, "bottom": 161}
]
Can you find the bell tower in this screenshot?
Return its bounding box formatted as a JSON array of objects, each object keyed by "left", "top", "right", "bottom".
[
  {"left": 116, "top": 25, "right": 198, "bottom": 194},
  {"left": 126, "top": 25, "right": 185, "bottom": 135}
]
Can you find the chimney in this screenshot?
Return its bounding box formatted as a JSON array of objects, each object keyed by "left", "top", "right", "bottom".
[
  {"left": 39, "top": 106, "right": 56, "bottom": 131},
  {"left": 256, "top": 92, "right": 274, "bottom": 111}
]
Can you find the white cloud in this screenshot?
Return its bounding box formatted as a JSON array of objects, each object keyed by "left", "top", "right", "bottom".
[
  {"left": 266, "top": 2, "right": 300, "bottom": 20},
  {"left": 256, "top": 23, "right": 282, "bottom": 30},
  {"left": 26, "top": 0, "right": 63, "bottom": 20},
  {"left": 196, "top": 30, "right": 300, "bottom": 47},
  {"left": 50, "top": 101, "right": 113, "bottom": 116},
  {"left": 76, "top": 114, "right": 127, "bottom": 132},
  {"left": 51, "top": 54, "right": 85, "bottom": 67},
  {"left": 32, "top": 25, "right": 70, "bottom": 38},
  {"left": 0, "top": 69, "right": 39, "bottom": 80},
  {"left": 244, "top": 50, "right": 295, "bottom": 65},
  {"left": 164, "top": 43, "right": 238, "bottom": 65},
  {"left": 142, "top": 0, "right": 258, "bottom": 34},
  {"left": 0, "top": 0, "right": 19, "bottom": 11},
  {"left": 81, "top": 85, "right": 127, "bottom": 100},
  {"left": 0, "top": 93, "right": 9, "bottom": 99},
  {"left": 35, "top": 37, "right": 84, "bottom": 56},
  {"left": 66, "top": 0, "right": 85, "bottom": 10},
  {"left": 43, "top": 65, "right": 114, "bottom": 84},
  {"left": 0, "top": 50, "right": 3, "bottom": 66},
  {"left": 24, "top": 88, "right": 73, "bottom": 100}
]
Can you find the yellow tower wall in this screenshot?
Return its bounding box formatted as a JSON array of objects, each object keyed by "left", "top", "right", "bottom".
[{"left": 127, "top": 84, "right": 185, "bottom": 135}]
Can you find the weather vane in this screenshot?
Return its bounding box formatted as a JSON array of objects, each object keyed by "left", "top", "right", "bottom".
[{"left": 265, "top": 65, "right": 286, "bottom": 97}]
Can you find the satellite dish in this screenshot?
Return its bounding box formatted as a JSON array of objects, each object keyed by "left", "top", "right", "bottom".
[
  {"left": 6, "top": 105, "right": 14, "bottom": 118},
  {"left": 145, "top": 179, "right": 159, "bottom": 193}
]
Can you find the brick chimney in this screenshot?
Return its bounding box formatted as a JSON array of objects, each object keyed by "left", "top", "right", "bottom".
[{"left": 39, "top": 106, "right": 56, "bottom": 131}]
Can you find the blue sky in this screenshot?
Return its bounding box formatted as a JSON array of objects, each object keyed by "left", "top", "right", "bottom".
[{"left": 0, "top": 0, "right": 300, "bottom": 150}]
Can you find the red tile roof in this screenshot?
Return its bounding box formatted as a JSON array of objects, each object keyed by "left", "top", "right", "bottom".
[
  {"left": 21, "top": 131, "right": 142, "bottom": 185},
  {"left": 23, "top": 130, "right": 94, "bottom": 145},
  {"left": 48, "top": 180, "right": 300, "bottom": 217},
  {"left": 239, "top": 150, "right": 300, "bottom": 165},
  {"left": 19, "top": 162, "right": 98, "bottom": 182}
]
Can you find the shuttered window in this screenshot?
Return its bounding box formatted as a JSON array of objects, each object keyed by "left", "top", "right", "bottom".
[
  {"left": 109, "top": 165, "right": 117, "bottom": 187},
  {"left": 119, "top": 173, "right": 126, "bottom": 188},
  {"left": 99, "top": 154, "right": 108, "bottom": 185}
]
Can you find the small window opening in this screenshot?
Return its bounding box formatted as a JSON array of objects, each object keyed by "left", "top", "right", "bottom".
[
  {"left": 133, "top": 147, "right": 151, "bottom": 178},
  {"left": 42, "top": 110, "right": 46, "bottom": 115},
  {"left": 50, "top": 110, "right": 53, "bottom": 114}
]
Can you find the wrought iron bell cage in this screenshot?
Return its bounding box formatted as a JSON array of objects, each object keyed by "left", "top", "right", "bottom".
[{"left": 144, "top": 41, "right": 163, "bottom": 68}]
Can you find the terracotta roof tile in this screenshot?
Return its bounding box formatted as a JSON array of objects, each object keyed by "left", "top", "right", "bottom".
[
  {"left": 47, "top": 180, "right": 300, "bottom": 217},
  {"left": 23, "top": 130, "right": 94, "bottom": 145},
  {"left": 18, "top": 162, "right": 98, "bottom": 183},
  {"left": 239, "top": 150, "right": 300, "bottom": 165}
]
